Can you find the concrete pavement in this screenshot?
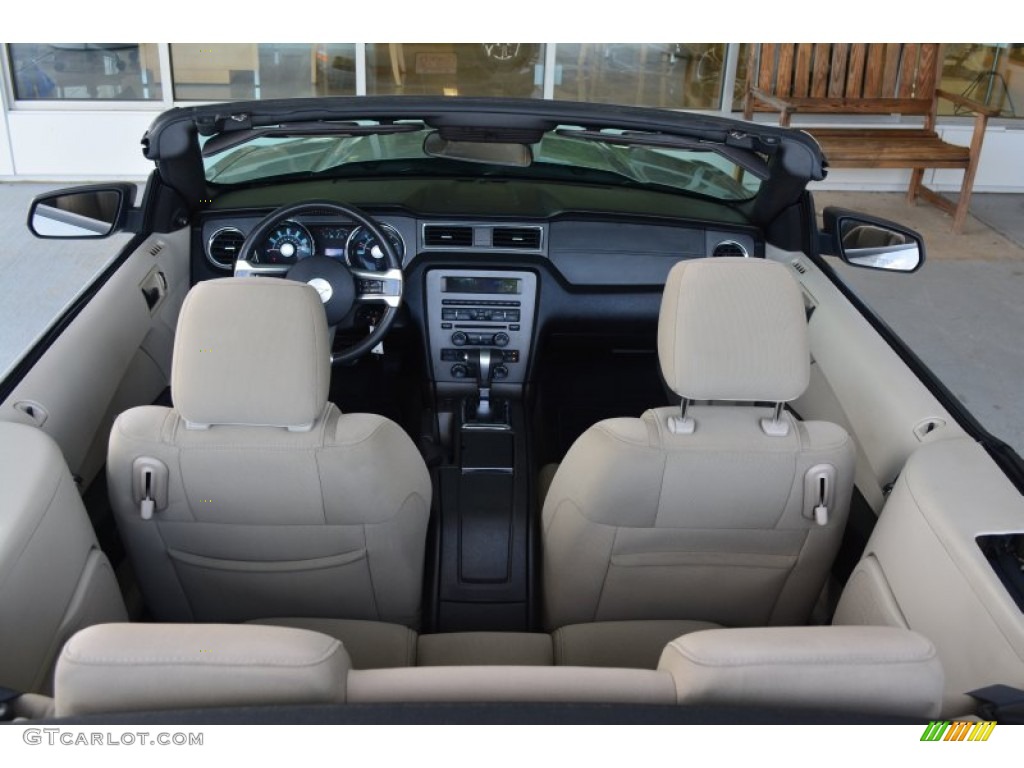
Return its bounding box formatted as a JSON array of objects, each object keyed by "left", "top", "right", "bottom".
[{"left": 815, "top": 190, "right": 1024, "bottom": 454}]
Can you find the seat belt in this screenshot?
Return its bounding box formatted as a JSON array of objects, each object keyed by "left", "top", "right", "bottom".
[{"left": 968, "top": 684, "right": 1024, "bottom": 724}]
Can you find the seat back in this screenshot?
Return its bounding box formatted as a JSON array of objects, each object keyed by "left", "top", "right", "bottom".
[
  {"left": 107, "top": 279, "right": 431, "bottom": 625},
  {"left": 0, "top": 422, "right": 127, "bottom": 694},
  {"left": 542, "top": 259, "right": 855, "bottom": 629}
]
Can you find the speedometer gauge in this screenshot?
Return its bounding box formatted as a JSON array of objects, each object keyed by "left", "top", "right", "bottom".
[
  {"left": 255, "top": 221, "right": 314, "bottom": 265},
  {"left": 345, "top": 224, "right": 405, "bottom": 271}
]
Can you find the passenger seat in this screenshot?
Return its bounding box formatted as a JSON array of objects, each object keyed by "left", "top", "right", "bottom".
[{"left": 541, "top": 258, "right": 856, "bottom": 663}]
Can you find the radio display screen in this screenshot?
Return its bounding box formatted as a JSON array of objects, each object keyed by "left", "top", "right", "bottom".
[{"left": 442, "top": 276, "right": 522, "bottom": 295}]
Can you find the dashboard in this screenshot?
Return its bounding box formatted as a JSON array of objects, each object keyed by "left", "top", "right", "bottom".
[{"left": 195, "top": 203, "right": 763, "bottom": 388}]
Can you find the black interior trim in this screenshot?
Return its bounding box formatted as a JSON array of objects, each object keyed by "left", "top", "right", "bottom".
[{"left": 38, "top": 701, "right": 926, "bottom": 726}]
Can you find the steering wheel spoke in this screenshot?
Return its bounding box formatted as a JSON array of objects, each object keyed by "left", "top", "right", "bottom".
[{"left": 352, "top": 267, "right": 404, "bottom": 309}]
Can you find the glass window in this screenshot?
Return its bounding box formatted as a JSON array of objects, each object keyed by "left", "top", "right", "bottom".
[
  {"left": 365, "top": 44, "right": 544, "bottom": 98},
  {"left": 7, "top": 44, "right": 162, "bottom": 101},
  {"left": 554, "top": 44, "right": 726, "bottom": 110},
  {"left": 171, "top": 44, "right": 356, "bottom": 101},
  {"left": 940, "top": 44, "right": 1022, "bottom": 118},
  {"left": 201, "top": 121, "right": 760, "bottom": 202}
]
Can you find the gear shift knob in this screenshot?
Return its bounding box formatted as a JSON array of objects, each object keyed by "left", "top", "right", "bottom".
[
  {"left": 476, "top": 350, "right": 493, "bottom": 388},
  {"left": 475, "top": 349, "right": 493, "bottom": 420}
]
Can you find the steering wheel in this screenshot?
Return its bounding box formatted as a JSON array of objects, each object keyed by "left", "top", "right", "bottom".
[{"left": 234, "top": 200, "right": 404, "bottom": 365}]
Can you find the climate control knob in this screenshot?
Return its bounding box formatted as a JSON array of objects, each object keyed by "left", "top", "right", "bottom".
[
  {"left": 493, "top": 332, "right": 510, "bottom": 348},
  {"left": 451, "top": 331, "right": 468, "bottom": 347},
  {"left": 492, "top": 364, "right": 509, "bottom": 380},
  {"left": 450, "top": 363, "right": 469, "bottom": 379}
]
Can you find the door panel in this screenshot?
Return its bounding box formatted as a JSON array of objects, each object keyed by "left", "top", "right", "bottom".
[
  {"left": 0, "top": 228, "right": 190, "bottom": 486},
  {"left": 772, "top": 247, "right": 969, "bottom": 511},
  {"left": 834, "top": 437, "right": 1024, "bottom": 715}
]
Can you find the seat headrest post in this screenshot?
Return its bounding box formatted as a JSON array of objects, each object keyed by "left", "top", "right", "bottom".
[
  {"left": 760, "top": 402, "right": 790, "bottom": 437},
  {"left": 667, "top": 397, "right": 695, "bottom": 434}
]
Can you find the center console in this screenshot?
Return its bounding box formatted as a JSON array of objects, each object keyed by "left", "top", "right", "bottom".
[
  {"left": 423, "top": 269, "right": 539, "bottom": 632},
  {"left": 425, "top": 269, "right": 538, "bottom": 386}
]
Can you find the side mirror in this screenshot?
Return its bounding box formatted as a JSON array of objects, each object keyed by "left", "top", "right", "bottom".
[
  {"left": 821, "top": 207, "right": 925, "bottom": 273},
  {"left": 28, "top": 184, "right": 136, "bottom": 239}
]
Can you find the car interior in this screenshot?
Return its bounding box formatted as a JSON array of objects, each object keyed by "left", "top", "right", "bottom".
[{"left": 1, "top": 97, "right": 1023, "bottom": 724}]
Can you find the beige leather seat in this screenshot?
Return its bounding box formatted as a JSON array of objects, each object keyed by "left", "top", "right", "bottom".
[
  {"left": 542, "top": 258, "right": 855, "bottom": 645},
  {"left": 107, "top": 278, "right": 431, "bottom": 627},
  {"left": 52, "top": 623, "right": 943, "bottom": 718},
  {"left": 0, "top": 421, "right": 127, "bottom": 695}
]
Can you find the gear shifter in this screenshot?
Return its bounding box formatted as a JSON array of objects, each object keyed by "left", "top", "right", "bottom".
[{"left": 473, "top": 349, "right": 494, "bottom": 421}]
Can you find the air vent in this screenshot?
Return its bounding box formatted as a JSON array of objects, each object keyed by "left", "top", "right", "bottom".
[
  {"left": 791, "top": 258, "right": 808, "bottom": 274},
  {"left": 207, "top": 227, "right": 244, "bottom": 269},
  {"left": 712, "top": 240, "right": 749, "bottom": 258},
  {"left": 148, "top": 241, "right": 164, "bottom": 258},
  {"left": 424, "top": 225, "right": 473, "bottom": 247},
  {"left": 492, "top": 227, "right": 541, "bottom": 250}
]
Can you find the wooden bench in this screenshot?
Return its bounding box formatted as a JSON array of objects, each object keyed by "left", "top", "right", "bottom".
[{"left": 743, "top": 44, "right": 999, "bottom": 232}]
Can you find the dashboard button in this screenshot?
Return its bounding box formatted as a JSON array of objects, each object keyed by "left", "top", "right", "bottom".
[{"left": 451, "top": 331, "right": 468, "bottom": 346}]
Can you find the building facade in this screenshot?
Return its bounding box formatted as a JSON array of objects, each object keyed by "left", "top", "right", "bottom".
[{"left": 2, "top": 43, "right": 1023, "bottom": 190}]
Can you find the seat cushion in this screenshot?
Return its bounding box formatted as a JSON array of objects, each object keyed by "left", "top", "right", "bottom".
[
  {"left": 249, "top": 617, "right": 417, "bottom": 669},
  {"left": 658, "top": 625, "right": 944, "bottom": 718},
  {"left": 347, "top": 666, "right": 677, "bottom": 705},
  {"left": 553, "top": 620, "right": 721, "bottom": 669},
  {"left": 55, "top": 623, "right": 349, "bottom": 716},
  {"left": 418, "top": 632, "right": 554, "bottom": 666}
]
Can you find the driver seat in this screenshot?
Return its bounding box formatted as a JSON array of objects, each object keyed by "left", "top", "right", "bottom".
[{"left": 107, "top": 278, "right": 431, "bottom": 627}]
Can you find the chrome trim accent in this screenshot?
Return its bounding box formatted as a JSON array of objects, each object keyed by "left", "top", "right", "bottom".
[
  {"left": 712, "top": 239, "right": 750, "bottom": 258},
  {"left": 344, "top": 222, "right": 405, "bottom": 267},
  {"left": 461, "top": 423, "right": 513, "bottom": 433},
  {"left": 232, "top": 259, "right": 289, "bottom": 278},
  {"left": 307, "top": 277, "right": 333, "bottom": 303},
  {"left": 352, "top": 267, "right": 404, "bottom": 308},
  {"left": 206, "top": 227, "right": 244, "bottom": 270},
  {"left": 260, "top": 219, "right": 315, "bottom": 264}
]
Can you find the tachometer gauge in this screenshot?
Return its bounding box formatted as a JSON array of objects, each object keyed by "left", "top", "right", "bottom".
[
  {"left": 255, "top": 221, "right": 314, "bottom": 265},
  {"left": 345, "top": 224, "right": 405, "bottom": 271}
]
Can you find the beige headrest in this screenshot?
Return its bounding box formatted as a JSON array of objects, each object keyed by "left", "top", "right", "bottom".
[
  {"left": 55, "top": 623, "right": 350, "bottom": 716},
  {"left": 658, "top": 258, "right": 809, "bottom": 402},
  {"left": 658, "top": 626, "right": 944, "bottom": 718},
  {"left": 172, "top": 278, "right": 330, "bottom": 430}
]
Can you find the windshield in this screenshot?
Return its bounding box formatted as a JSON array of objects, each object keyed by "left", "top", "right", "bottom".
[{"left": 201, "top": 124, "right": 761, "bottom": 202}]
